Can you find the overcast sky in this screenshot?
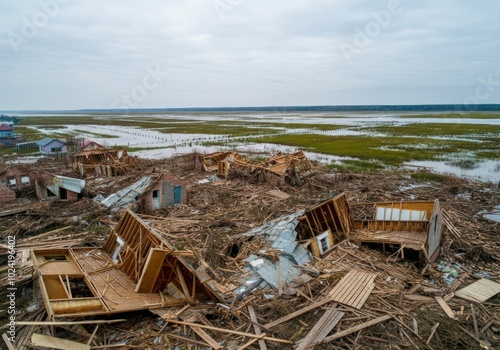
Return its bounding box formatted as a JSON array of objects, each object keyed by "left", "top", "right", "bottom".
[{"left": 0, "top": 1, "right": 499, "bottom": 110}]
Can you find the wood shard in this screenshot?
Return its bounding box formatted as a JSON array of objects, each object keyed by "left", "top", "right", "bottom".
[{"left": 31, "top": 333, "right": 91, "bottom": 350}]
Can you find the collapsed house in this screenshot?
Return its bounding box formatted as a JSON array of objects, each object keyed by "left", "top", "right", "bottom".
[
  {"left": 73, "top": 148, "right": 138, "bottom": 177},
  {"left": 197, "top": 151, "right": 315, "bottom": 186},
  {"left": 35, "top": 173, "right": 86, "bottom": 202},
  {"left": 31, "top": 210, "right": 223, "bottom": 319},
  {"left": 228, "top": 194, "right": 353, "bottom": 295},
  {"left": 351, "top": 199, "right": 443, "bottom": 262},
  {"left": 229, "top": 194, "right": 442, "bottom": 296},
  {"left": 95, "top": 172, "right": 186, "bottom": 212},
  {"left": 0, "top": 164, "right": 34, "bottom": 191}
]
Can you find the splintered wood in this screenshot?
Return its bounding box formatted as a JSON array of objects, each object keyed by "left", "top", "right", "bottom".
[{"left": 2, "top": 152, "right": 500, "bottom": 350}]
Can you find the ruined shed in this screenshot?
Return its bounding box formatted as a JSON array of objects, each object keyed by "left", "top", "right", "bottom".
[
  {"left": 73, "top": 148, "right": 137, "bottom": 177},
  {"left": 197, "top": 151, "right": 315, "bottom": 186},
  {"left": 96, "top": 172, "right": 186, "bottom": 212},
  {"left": 31, "top": 209, "right": 223, "bottom": 319},
  {"left": 351, "top": 199, "right": 443, "bottom": 262},
  {"left": 35, "top": 173, "right": 85, "bottom": 202}
]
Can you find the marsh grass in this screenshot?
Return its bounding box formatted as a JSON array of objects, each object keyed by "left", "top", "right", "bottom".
[
  {"left": 327, "top": 160, "right": 385, "bottom": 172},
  {"left": 410, "top": 172, "right": 449, "bottom": 183},
  {"left": 251, "top": 133, "right": 492, "bottom": 165},
  {"left": 364, "top": 122, "right": 500, "bottom": 137},
  {"left": 9, "top": 114, "right": 500, "bottom": 173}
]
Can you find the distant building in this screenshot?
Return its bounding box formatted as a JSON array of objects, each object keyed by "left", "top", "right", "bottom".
[
  {"left": 36, "top": 138, "right": 67, "bottom": 155},
  {"left": 81, "top": 140, "right": 105, "bottom": 151},
  {"left": 0, "top": 125, "right": 14, "bottom": 138}
]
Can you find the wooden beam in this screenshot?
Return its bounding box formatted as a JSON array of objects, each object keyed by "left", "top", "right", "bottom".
[
  {"left": 264, "top": 297, "right": 335, "bottom": 329},
  {"left": 2, "top": 333, "right": 16, "bottom": 350},
  {"left": 323, "top": 314, "right": 392, "bottom": 343},
  {"left": 435, "top": 296, "right": 456, "bottom": 319},
  {"left": 31, "top": 333, "right": 91, "bottom": 350},
  {"left": 164, "top": 320, "right": 292, "bottom": 344},
  {"left": 248, "top": 305, "right": 268, "bottom": 350},
  {"left": 190, "top": 326, "right": 222, "bottom": 349},
  {"left": 16, "top": 319, "right": 126, "bottom": 326}
]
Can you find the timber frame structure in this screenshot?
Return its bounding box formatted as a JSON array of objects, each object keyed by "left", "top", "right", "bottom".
[
  {"left": 197, "top": 151, "right": 315, "bottom": 186},
  {"left": 296, "top": 193, "right": 354, "bottom": 257},
  {"left": 72, "top": 148, "right": 138, "bottom": 177},
  {"left": 351, "top": 199, "right": 443, "bottom": 262},
  {"left": 32, "top": 210, "right": 223, "bottom": 319}
]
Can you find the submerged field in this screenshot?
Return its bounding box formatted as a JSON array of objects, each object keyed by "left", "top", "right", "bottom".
[{"left": 5, "top": 111, "right": 500, "bottom": 183}]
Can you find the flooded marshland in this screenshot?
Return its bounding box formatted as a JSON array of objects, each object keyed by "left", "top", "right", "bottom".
[{"left": 13, "top": 111, "right": 500, "bottom": 183}]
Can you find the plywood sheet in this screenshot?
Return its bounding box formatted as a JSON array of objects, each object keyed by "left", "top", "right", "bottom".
[{"left": 455, "top": 278, "right": 500, "bottom": 303}]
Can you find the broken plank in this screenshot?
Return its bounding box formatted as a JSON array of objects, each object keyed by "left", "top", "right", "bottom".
[
  {"left": 190, "top": 326, "right": 222, "bottom": 350},
  {"left": 17, "top": 319, "right": 126, "bottom": 326},
  {"left": 264, "top": 297, "right": 335, "bottom": 329},
  {"left": 238, "top": 334, "right": 265, "bottom": 350},
  {"left": 296, "top": 309, "right": 345, "bottom": 350},
  {"left": 435, "top": 296, "right": 456, "bottom": 319},
  {"left": 426, "top": 322, "right": 440, "bottom": 345},
  {"left": 2, "top": 333, "right": 16, "bottom": 350},
  {"left": 323, "top": 314, "right": 392, "bottom": 343},
  {"left": 164, "top": 319, "right": 292, "bottom": 344},
  {"left": 248, "top": 305, "right": 268, "bottom": 350},
  {"left": 164, "top": 332, "right": 211, "bottom": 348},
  {"left": 31, "top": 333, "right": 90, "bottom": 350}
]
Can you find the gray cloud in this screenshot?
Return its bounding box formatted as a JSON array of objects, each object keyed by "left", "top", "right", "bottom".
[{"left": 0, "top": 0, "right": 499, "bottom": 109}]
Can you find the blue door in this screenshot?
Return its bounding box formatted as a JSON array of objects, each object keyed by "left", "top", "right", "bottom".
[{"left": 174, "top": 186, "right": 182, "bottom": 204}]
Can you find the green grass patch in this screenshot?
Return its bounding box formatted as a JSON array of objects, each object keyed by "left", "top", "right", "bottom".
[
  {"left": 0, "top": 147, "right": 38, "bottom": 155},
  {"left": 403, "top": 112, "right": 500, "bottom": 119},
  {"left": 327, "top": 160, "right": 385, "bottom": 172},
  {"left": 410, "top": 172, "right": 449, "bottom": 183},
  {"left": 365, "top": 123, "right": 500, "bottom": 137},
  {"left": 251, "top": 134, "right": 491, "bottom": 165},
  {"left": 12, "top": 126, "right": 44, "bottom": 140}
]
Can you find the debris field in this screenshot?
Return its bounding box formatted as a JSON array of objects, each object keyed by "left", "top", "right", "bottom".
[{"left": 0, "top": 151, "right": 499, "bottom": 350}]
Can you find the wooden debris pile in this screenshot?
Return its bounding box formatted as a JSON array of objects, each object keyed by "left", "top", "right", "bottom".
[
  {"left": 72, "top": 148, "right": 139, "bottom": 177},
  {"left": 1, "top": 153, "right": 499, "bottom": 349},
  {"left": 197, "top": 150, "right": 316, "bottom": 186}
]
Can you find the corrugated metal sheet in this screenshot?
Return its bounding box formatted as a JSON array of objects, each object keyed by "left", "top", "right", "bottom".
[
  {"left": 99, "top": 176, "right": 153, "bottom": 211},
  {"left": 235, "top": 209, "right": 312, "bottom": 293},
  {"left": 54, "top": 176, "right": 85, "bottom": 193}
]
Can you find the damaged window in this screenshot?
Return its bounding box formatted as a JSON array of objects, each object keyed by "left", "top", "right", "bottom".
[
  {"left": 7, "top": 177, "right": 16, "bottom": 187},
  {"left": 317, "top": 231, "right": 331, "bottom": 255},
  {"left": 21, "top": 175, "right": 30, "bottom": 186},
  {"left": 112, "top": 236, "right": 125, "bottom": 262}
]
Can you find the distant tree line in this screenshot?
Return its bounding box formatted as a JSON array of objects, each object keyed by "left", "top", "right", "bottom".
[{"left": 0, "top": 114, "right": 20, "bottom": 123}]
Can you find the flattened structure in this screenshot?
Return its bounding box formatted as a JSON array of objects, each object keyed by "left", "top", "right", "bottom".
[
  {"left": 32, "top": 210, "right": 223, "bottom": 319},
  {"left": 198, "top": 151, "right": 315, "bottom": 186},
  {"left": 73, "top": 148, "right": 137, "bottom": 176},
  {"left": 351, "top": 199, "right": 443, "bottom": 262}
]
